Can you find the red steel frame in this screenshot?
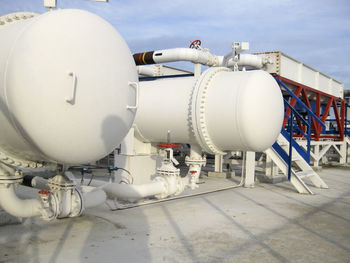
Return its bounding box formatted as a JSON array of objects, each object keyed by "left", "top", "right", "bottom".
[{"left": 275, "top": 75, "right": 346, "bottom": 141}]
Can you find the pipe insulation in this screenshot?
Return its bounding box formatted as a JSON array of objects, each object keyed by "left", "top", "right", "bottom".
[
  {"left": 80, "top": 186, "right": 107, "bottom": 209},
  {"left": 133, "top": 48, "right": 265, "bottom": 69},
  {"left": 134, "top": 68, "right": 284, "bottom": 154},
  {"left": 0, "top": 185, "right": 42, "bottom": 218},
  {"left": 88, "top": 180, "right": 166, "bottom": 199}
]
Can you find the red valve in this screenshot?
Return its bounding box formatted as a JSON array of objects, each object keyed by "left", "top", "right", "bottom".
[
  {"left": 157, "top": 143, "right": 180, "bottom": 148},
  {"left": 189, "top": 171, "right": 197, "bottom": 174},
  {"left": 189, "top": 40, "right": 201, "bottom": 49},
  {"left": 38, "top": 190, "right": 50, "bottom": 195}
]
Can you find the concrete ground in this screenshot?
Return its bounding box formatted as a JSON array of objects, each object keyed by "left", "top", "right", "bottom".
[{"left": 0, "top": 166, "right": 350, "bottom": 263}]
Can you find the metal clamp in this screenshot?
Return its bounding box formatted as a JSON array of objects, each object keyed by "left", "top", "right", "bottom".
[
  {"left": 66, "top": 72, "right": 77, "bottom": 104},
  {"left": 126, "top": 81, "right": 139, "bottom": 110}
]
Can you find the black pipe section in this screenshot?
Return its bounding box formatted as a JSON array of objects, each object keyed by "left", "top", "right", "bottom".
[
  {"left": 22, "top": 175, "right": 35, "bottom": 187},
  {"left": 133, "top": 51, "right": 155, "bottom": 65}
]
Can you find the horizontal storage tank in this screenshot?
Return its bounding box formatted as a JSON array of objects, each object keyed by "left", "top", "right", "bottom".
[
  {"left": 134, "top": 67, "right": 284, "bottom": 154},
  {"left": 0, "top": 9, "right": 138, "bottom": 165}
]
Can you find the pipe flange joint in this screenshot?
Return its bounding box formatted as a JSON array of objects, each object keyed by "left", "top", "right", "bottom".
[
  {"left": 185, "top": 156, "right": 206, "bottom": 166},
  {"left": 0, "top": 171, "right": 23, "bottom": 186},
  {"left": 190, "top": 67, "right": 231, "bottom": 155},
  {"left": 0, "top": 12, "right": 38, "bottom": 28}
]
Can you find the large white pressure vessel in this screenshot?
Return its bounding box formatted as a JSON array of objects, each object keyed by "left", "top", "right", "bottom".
[
  {"left": 134, "top": 67, "right": 284, "bottom": 154},
  {"left": 0, "top": 10, "right": 137, "bottom": 165}
]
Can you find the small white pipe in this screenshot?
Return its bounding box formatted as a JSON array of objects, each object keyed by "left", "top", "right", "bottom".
[
  {"left": 88, "top": 180, "right": 166, "bottom": 199},
  {"left": 152, "top": 48, "right": 219, "bottom": 66},
  {"left": 137, "top": 65, "right": 158, "bottom": 77},
  {"left": 81, "top": 187, "right": 107, "bottom": 209},
  {"left": 31, "top": 176, "right": 50, "bottom": 190},
  {"left": 0, "top": 185, "right": 42, "bottom": 218},
  {"left": 230, "top": 54, "right": 263, "bottom": 69}
]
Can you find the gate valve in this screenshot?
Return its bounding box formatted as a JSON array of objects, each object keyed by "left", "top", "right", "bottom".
[
  {"left": 157, "top": 144, "right": 179, "bottom": 166},
  {"left": 38, "top": 190, "right": 51, "bottom": 209}
]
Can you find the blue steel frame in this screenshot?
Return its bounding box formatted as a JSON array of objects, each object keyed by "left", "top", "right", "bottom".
[{"left": 274, "top": 78, "right": 326, "bottom": 180}]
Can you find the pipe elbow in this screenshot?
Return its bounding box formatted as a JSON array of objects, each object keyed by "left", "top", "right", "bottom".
[{"left": 0, "top": 185, "right": 42, "bottom": 218}]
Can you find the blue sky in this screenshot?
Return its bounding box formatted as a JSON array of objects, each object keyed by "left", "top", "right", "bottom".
[{"left": 1, "top": 0, "right": 350, "bottom": 89}]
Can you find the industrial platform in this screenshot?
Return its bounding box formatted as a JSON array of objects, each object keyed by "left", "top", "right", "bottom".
[{"left": 0, "top": 166, "right": 349, "bottom": 263}]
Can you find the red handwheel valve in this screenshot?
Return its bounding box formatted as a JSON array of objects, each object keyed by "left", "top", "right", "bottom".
[
  {"left": 38, "top": 190, "right": 50, "bottom": 195},
  {"left": 189, "top": 40, "right": 201, "bottom": 49}
]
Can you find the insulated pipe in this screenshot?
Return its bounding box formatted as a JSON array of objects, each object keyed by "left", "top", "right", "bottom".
[
  {"left": 225, "top": 54, "right": 264, "bottom": 69},
  {"left": 133, "top": 49, "right": 264, "bottom": 69},
  {"left": 23, "top": 175, "right": 51, "bottom": 190},
  {"left": 81, "top": 187, "right": 107, "bottom": 209},
  {"left": 0, "top": 185, "right": 42, "bottom": 218},
  {"left": 88, "top": 180, "right": 166, "bottom": 199},
  {"left": 133, "top": 48, "right": 219, "bottom": 66},
  {"left": 137, "top": 65, "right": 159, "bottom": 77}
]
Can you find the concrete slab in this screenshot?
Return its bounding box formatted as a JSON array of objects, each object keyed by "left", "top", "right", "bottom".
[{"left": 0, "top": 167, "right": 350, "bottom": 262}]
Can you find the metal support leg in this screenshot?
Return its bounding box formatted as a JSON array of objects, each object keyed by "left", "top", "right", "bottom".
[
  {"left": 214, "top": 154, "right": 223, "bottom": 173},
  {"left": 314, "top": 144, "right": 320, "bottom": 167},
  {"left": 244, "top": 151, "right": 255, "bottom": 187},
  {"left": 340, "top": 141, "right": 346, "bottom": 164}
]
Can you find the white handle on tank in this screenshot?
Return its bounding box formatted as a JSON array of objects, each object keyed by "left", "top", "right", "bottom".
[
  {"left": 126, "top": 81, "right": 139, "bottom": 110},
  {"left": 66, "top": 71, "right": 77, "bottom": 104}
]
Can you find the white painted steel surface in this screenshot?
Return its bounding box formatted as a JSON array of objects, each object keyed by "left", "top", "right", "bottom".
[
  {"left": 134, "top": 68, "right": 284, "bottom": 153},
  {"left": 0, "top": 9, "right": 137, "bottom": 164},
  {"left": 255, "top": 51, "right": 344, "bottom": 98}
]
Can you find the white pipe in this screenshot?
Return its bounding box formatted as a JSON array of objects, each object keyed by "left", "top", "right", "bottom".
[
  {"left": 31, "top": 176, "right": 50, "bottom": 190},
  {"left": 81, "top": 186, "right": 107, "bottom": 209},
  {"left": 136, "top": 48, "right": 264, "bottom": 69},
  {"left": 227, "top": 54, "right": 264, "bottom": 69},
  {"left": 0, "top": 185, "right": 42, "bottom": 218},
  {"left": 152, "top": 48, "right": 219, "bottom": 66},
  {"left": 137, "top": 65, "right": 159, "bottom": 77},
  {"left": 88, "top": 180, "right": 166, "bottom": 199}
]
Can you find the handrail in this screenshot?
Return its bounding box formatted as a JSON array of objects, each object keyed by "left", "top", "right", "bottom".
[
  {"left": 283, "top": 98, "right": 311, "bottom": 179},
  {"left": 275, "top": 77, "right": 326, "bottom": 129}
]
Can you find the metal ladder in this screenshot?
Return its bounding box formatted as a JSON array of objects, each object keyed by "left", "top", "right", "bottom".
[{"left": 265, "top": 133, "right": 328, "bottom": 194}]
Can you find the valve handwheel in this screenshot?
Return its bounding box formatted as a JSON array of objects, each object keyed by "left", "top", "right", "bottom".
[
  {"left": 157, "top": 143, "right": 180, "bottom": 148},
  {"left": 189, "top": 40, "right": 201, "bottom": 49}
]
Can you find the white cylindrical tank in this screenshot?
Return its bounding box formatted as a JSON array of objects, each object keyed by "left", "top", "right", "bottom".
[
  {"left": 134, "top": 67, "right": 284, "bottom": 154},
  {"left": 0, "top": 10, "right": 138, "bottom": 165}
]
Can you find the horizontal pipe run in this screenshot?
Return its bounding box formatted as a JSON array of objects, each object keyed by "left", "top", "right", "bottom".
[
  {"left": 133, "top": 48, "right": 264, "bottom": 69},
  {"left": 81, "top": 187, "right": 107, "bottom": 209},
  {"left": 88, "top": 180, "right": 166, "bottom": 199},
  {"left": 0, "top": 185, "right": 42, "bottom": 218}
]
